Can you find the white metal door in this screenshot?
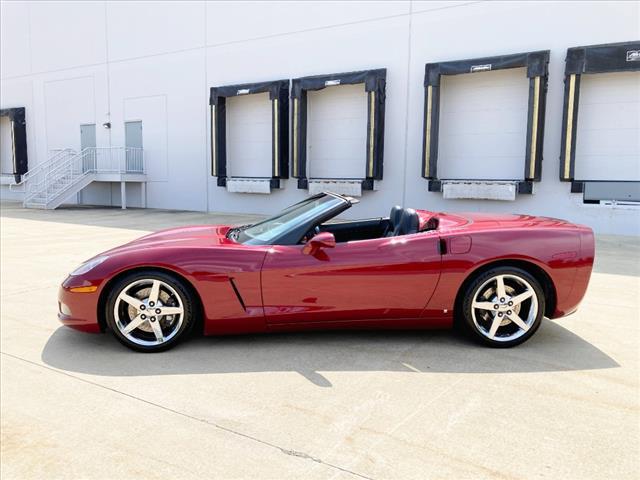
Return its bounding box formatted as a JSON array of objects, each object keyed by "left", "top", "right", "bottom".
[
  {"left": 80, "top": 124, "right": 96, "bottom": 171},
  {"left": 125, "top": 121, "right": 143, "bottom": 172}
]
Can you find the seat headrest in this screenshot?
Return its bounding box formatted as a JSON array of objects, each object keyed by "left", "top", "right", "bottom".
[
  {"left": 389, "top": 205, "right": 403, "bottom": 226},
  {"left": 395, "top": 208, "right": 419, "bottom": 236}
]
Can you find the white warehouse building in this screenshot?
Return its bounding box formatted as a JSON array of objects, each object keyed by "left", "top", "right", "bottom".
[{"left": 1, "top": 1, "right": 638, "bottom": 234}]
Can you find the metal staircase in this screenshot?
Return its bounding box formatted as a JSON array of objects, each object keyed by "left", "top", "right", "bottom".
[{"left": 12, "top": 147, "right": 145, "bottom": 209}]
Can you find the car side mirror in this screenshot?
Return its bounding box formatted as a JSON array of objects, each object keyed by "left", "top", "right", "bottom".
[{"left": 302, "top": 232, "right": 336, "bottom": 255}]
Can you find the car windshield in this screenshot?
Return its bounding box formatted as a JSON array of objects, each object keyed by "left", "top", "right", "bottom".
[{"left": 233, "top": 194, "right": 345, "bottom": 245}]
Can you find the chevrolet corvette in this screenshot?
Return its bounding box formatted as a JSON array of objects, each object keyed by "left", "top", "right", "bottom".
[{"left": 59, "top": 192, "right": 594, "bottom": 352}]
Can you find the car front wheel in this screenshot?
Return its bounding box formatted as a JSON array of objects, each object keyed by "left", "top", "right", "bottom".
[
  {"left": 105, "top": 270, "right": 195, "bottom": 352},
  {"left": 461, "top": 266, "right": 545, "bottom": 348}
]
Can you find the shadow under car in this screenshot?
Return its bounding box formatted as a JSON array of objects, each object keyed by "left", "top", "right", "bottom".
[{"left": 41, "top": 320, "right": 619, "bottom": 387}]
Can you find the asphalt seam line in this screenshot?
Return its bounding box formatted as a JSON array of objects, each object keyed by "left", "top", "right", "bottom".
[{"left": 1, "top": 351, "right": 373, "bottom": 480}]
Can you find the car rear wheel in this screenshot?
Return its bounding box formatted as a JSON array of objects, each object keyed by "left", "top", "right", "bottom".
[
  {"left": 105, "top": 270, "right": 195, "bottom": 352},
  {"left": 461, "top": 266, "right": 545, "bottom": 348}
]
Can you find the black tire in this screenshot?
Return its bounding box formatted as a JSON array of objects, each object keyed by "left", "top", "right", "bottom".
[
  {"left": 459, "top": 266, "right": 545, "bottom": 348},
  {"left": 105, "top": 270, "right": 196, "bottom": 352}
]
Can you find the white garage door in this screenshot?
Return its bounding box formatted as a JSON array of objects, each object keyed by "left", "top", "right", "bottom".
[
  {"left": 437, "top": 68, "right": 529, "bottom": 180},
  {"left": 574, "top": 71, "right": 640, "bottom": 181},
  {"left": 0, "top": 117, "right": 13, "bottom": 175},
  {"left": 226, "top": 92, "right": 272, "bottom": 178},
  {"left": 307, "top": 84, "right": 368, "bottom": 179}
]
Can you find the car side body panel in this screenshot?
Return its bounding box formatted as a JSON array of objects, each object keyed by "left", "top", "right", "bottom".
[{"left": 261, "top": 231, "right": 442, "bottom": 327}]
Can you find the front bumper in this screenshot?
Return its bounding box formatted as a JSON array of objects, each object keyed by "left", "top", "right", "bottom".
[{"left": 58, "top": 277, "right": 102, "bottom": 333}]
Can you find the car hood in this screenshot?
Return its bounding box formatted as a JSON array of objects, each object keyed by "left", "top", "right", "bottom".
[{"left": 105, "top": 225, "right": 235, "bottom": 254}]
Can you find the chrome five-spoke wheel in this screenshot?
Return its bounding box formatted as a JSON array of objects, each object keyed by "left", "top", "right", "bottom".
[
  {"left": 462, "top": 267, "right": 545, "bottom": 347},
  {"left": 115, "top": 279, "right": 184, "bottom": 346},
  {"left": 106, "top": 271, "right": 195, "bottom": 352}
]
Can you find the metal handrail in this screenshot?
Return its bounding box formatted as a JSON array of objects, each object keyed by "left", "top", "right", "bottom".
[
  {"left": 26, "top": 149, "right": 90, "bottom": 203},
  {"left": 41, "top": 171, "right": 93, "bottom": 205},
  {"left": 24, "top": 147, "right": 145, "bottom": 206},
  {"left": 10, "top": 148, "right": 76, "bottom": 191},
  {"left": 24, "top": 153, "right": 82, "bottom": 203},
  {"left": 86, "top": 147, "right": 145, "bottom": 174}
]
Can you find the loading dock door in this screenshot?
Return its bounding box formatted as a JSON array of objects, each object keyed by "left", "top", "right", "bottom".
[
  {"left": 422, "top": 50, "right": 550, "bottom": 197},
  {"left": 0, "top": 117, "right": 13, "bottom": 176},
  {"left": 574, "top": 72, "right": 640, "bottom": 182},
  {"left": 307, "top": 84, "right": 368, "bottom": 180},
  {"left": 0, "top": 107, "right": 28, "bottom": 182},
  {"left": 438, "top": 68, "right": 529, "bottom": 181},
  {"left": 559, "top": 41, "right": 640, "bottom": 202},
  {"left": 226, "top": 93, "right": 272, "bottom": 178},
  {"left": 209, "top": 79, "right": 289, "bottom": 192},
  {"left": 291, "top": 69, "right": 386, "bottom": 193}
]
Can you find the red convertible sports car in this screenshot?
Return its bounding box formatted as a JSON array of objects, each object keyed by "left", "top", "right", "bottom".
[{"left": 59, "top": 192, "right": 594, "bottom": 352}]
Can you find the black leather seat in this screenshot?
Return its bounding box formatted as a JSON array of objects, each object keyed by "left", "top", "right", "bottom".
[
  {"left": 385, "top": 205, "right": 404, "bottom": 237},
  {"left": 392, "top": 208, "right": 419, "bottom": 236}
]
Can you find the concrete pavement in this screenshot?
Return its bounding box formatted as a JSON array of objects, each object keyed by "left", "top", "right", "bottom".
[{"left": 1, "top": 201, "right": 638, "bottom": 479}]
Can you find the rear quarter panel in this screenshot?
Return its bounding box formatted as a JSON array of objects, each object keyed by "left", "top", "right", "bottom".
[{"left": 425, "top": 226, "right": 594, "bottom": 323}]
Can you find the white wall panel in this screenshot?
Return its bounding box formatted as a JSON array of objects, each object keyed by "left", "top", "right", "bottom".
[
  {"left": 81, "top": 182, "right": 112, "bottom": 207},
  {"left": 123, "top": 96, "right": 167, "bottom": 181},
  {"left": 411, "top": 1, "right": 478, "bottom": 14},
  {"left": 109, "top": 50, "right": 207, "bottom": 211},
  {"left": 44, "top": 76, "right": 95, "bottom": 151},
  {"left": 35, "top": 65, "right": 110, "bottom": 161},
  {"left": 0, "top": 1, "right": 31, "bottom": 78},
  {"left": 29, "top": 1, "right": 106, "bottom": 72},
  {"left": 438, "top": 68, "right": 529, "bottom": 180},
  {"left": 574, "top": 72, "right": 640, "bottom": 181},
  {"left": 206, "top": 1, "right": 409, "bottom": 45},
  {"left": 106, "top": 1, "right": 205, "bottom": 61},
  {"left": 226, "top": 93, "right": 272, "bottom": 178},
  {"left": 307, "top": 84, "right": 368, "bottom": 179},
  {"left": 109, "top": 182, "right": 144, "bottom": 209}
]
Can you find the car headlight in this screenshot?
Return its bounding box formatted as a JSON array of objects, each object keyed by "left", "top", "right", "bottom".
[{"left": 70, "top": 256, "right": 108, "bottom": 276}]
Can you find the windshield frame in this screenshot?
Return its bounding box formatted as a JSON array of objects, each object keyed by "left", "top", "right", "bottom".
[{"left": 233, "top": 192, "right": 352, "bottom": 246}]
